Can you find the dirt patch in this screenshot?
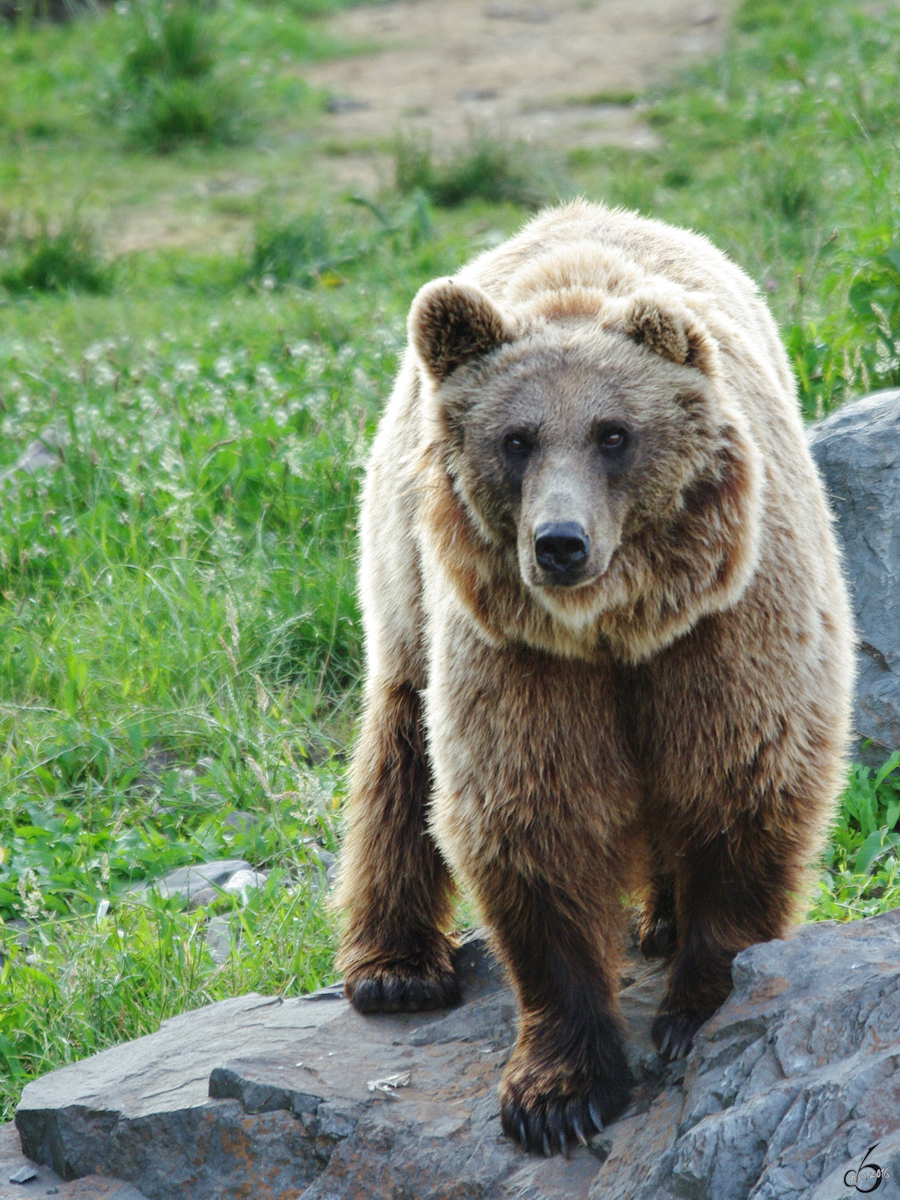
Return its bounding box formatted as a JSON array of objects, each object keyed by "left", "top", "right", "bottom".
[
  {"left": 105, "top": 0, "right": 737, "bottom": 254},
  {"left": 107, "top": 205, "right": 254, "bottom": 257},
  {"left": 306, "top": 0, "right": 736, "bottom": 163}
]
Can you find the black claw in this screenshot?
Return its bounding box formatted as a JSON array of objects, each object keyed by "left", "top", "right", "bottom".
[
  {"left": 518, "top": 1117, "right": 528, "bottom": 1151},
  {"left": 500, "top": 1027, "right": 632, "bottom": 1157},
  {"left": 655, "top": 1011, "right": 709, "bottom": 1061},
  {"left": 660, "top": 1015, "right": 698, "bottom": 1061},
  {"left": 571, "top": 1111, "right": 588, "bottom": 1147}
]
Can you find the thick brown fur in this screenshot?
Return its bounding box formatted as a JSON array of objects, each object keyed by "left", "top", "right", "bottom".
[{"left": 333, "top": 200, "right": 855, "bottom": 1156}]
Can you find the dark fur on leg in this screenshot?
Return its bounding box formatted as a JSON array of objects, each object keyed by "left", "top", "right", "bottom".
[
  {"left": 483, "top": 872, "right": 632, "bottom": 1155},
  {"left": 638, "top": 874, "right": 678, "bottom": 961},
  {"left": 335, "top": 681, "right": 460, "bottom": 1014},
  {"left": 653, "top": 817, "right": 807, "bottom": 1061}
]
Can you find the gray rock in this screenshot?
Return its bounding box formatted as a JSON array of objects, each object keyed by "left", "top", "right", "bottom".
[
  {"left": 220, "top": 810, "right": 258, "bottom": 834},
  {"left": 204, "top": 914, "right": 235, "bottom": 964},
  {"left": 808, "top": 389, "right": 900, "bottom": 760},
  {"left": 590, "top": 909, "right": 900, "bottom": 1200},
  {"left": 308, "top": 846, "right": 338, "bottom": 882},
  {"left": 14, "top": 917, "right": 900, "bottom": 1199},
  {"left": 16, "top": 994, "right": 333, "bottom": 1198},
  {"left": 7, "top": 1163, "right": 37, "bottom": 1182},
  {"left": 0, "top": 422, "right": 68, "bottom": 496},
  {"left": 130, "top": 859, "right": 266, "bottom": 905},
  {"left": 14, "top": 934, "right": 672, "bottom": 1200},
  {"left": 188, "top": 867, "right": 271, "bottom": 912},
  {"left": 0, "top": 1122, "right": 149, "bottom": 1200}
]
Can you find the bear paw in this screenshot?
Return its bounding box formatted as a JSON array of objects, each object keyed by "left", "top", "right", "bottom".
[
  {"left": 652, "top": 1009, "right": 710, "bottom": 1061},
  {"left": 499, "top": 1050, "right": 631, "bottom": 1156},
  {"left": 345, "top": 964, "right": 460, "bottom": 1014}
]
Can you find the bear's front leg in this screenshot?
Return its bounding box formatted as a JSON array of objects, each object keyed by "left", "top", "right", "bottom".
[
  {"left": 476, "top": 855, "right": 633, "bottom": 1155},
  {"left": 653, "top": 812, "right": 812, "bottom": 1061},
  {"left": 426, "top": 627, "right": 642, "bottom": 1154},
  {"left": 334, "top": 678, "right": 460, "bottom": 1013}
]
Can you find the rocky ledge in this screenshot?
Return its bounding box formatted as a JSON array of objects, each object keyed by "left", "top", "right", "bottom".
[{"left": 9, "top": 910, "right": 900, "bottom": 1200}]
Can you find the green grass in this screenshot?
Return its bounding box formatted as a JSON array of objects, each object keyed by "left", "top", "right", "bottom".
[
  {"left": 811, "top": 753, "right": 900, "bottom": 921},
  {"left": 393, "top": 128, "right": 552, "bottom": 210},
  {"left": 0, "top": 212, "right": 112, "bottom": 293},
  {"left": 0, "top": 870, "right": 337, "bottom": 1099},
  {"left": 101, "top": 0, "right": 254, "bottom": 152},
  {"left": 0, "top": 198, "right": 520, "bottom": 1119},
  {"left": 565, "top": 0, "right": 900, "bottom": 417},
  {"left": 0, "top": 0, "right": 898, "bottom": 1124}
]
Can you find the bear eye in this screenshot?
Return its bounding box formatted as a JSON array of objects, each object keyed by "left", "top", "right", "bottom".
[
  {"left": 503, "top": 430, "right": 534, "bottom": 460},
  {"left": 597, "top": 426, "right": 629, "bottom": 455}
]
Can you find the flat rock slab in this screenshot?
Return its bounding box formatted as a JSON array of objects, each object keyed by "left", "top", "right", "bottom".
[
  {"left": 14, "top": 936, "right": 670, "bottom": 1200},
  {"left": 0, "top": 1123, "right": 149, "bottom": 1200},
  {"left": 14, "top": 915, "right": 900, "bottom": 1199}
]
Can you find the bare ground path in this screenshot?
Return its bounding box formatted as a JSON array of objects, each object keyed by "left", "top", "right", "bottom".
[
  {"left": 305, "top": 0, "right": 737, "bottom": 161},
  {"left": 104, "top": 0, "right": 737, "bottom": 254}
]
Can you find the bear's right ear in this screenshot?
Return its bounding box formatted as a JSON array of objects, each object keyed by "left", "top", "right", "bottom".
[{"left": 409, "top": 279, "right": 514, "bottom": 382}]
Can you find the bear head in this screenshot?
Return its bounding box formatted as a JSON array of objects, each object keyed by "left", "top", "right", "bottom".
[{"left": 409, "top": 276, "right": 763, "bottom": 660}]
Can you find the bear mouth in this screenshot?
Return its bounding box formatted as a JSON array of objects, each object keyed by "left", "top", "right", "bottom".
[
  {"left": 529, "top": 574, "right": 605, "bottom": 632},
  {"left": 533, "top": 569, "right": 597, "bottom": 590}
]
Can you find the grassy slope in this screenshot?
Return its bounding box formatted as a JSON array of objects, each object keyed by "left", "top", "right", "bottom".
[
  {"left": 567, "top": 0, "right": 900, "bottom": 418},
  {"left": 0, "top": 0, "right": 898, "bottom": 1118}
]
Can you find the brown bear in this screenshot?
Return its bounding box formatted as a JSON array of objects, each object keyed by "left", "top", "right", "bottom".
[{"left": 334, "top": 199, "right": 854, "bottom": 1156}]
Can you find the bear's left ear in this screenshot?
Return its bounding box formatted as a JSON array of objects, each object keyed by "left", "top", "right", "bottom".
[
  {"left": 622, "top": 296, "right": 716, "bottom": 375},
  {"left": 409, "top": 278, "right": 514, "bottom": 382}
]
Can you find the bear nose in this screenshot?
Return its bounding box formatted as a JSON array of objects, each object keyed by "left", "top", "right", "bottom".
[{"left": 534, "top": 522, "right": 590, "bottom": 579}]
